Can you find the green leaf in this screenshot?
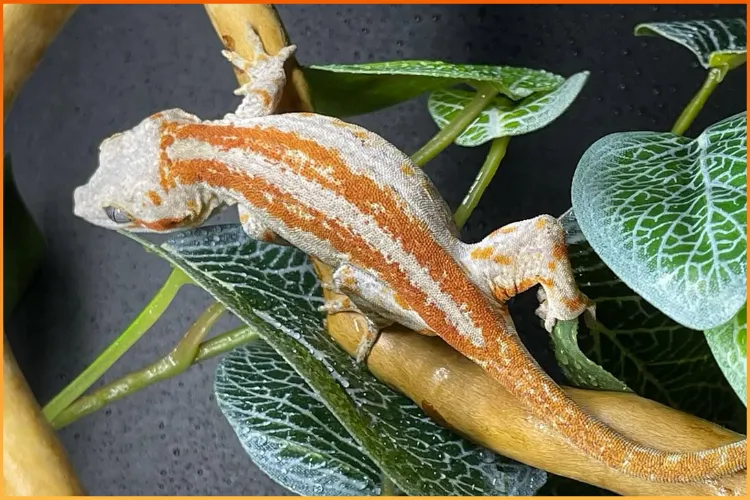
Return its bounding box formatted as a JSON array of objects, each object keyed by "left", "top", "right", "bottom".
[
  {"left": 304, "top": 61, "right": 564, "bottom": 117},
  {"left": 553, "top": 210, "right": 746, "bottom": 432},
  {"left": 216, "top": 340, "right": 381, "bottom": 495},
  {"left": 428, "top": 71, "right": 589, "bottom": 146},
  {"left": 4, "top": 154, "right": 46, "bottom": 315},
  {"left": 704, "top": 304, "right": 747, "bottom": 406},
  {"left": 635, "top": 18, "right": 747, "bottom": 71},
  {"left": 571, "top": 112, "right": 747, "bottom": 331},
  {"left": 125, "top": 225, "right": 546, "bottom": 496},
  {"left": 550, "top": 319, "right": 630, "bottom": 393}
]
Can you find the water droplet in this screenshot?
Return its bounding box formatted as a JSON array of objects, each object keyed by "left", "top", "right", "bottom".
[
  {"left": 361, "top": 28, "right": 369, "bottom": 34},
  {"left": 173, "top": 448, "right": 181, "bottom": 456},
  {"left": 621, "top": 48, "right": 630, "bottom": 56},
  {"left": 160, "top": 469, "right": 167, "bottom": 476},
  {"left": 652, "top": 86, "right": 661, "bottom": 95},
  {"left": 414, "top": 15, "right": 422, "bottom": 22},
  {"left": 432, "top": 14, "right": 441, "bottom": 22},
  {"left": 618, "top": 83, "right": 626, "bottom": 91}
]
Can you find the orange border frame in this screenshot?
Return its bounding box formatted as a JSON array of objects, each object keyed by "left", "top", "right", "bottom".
[{"left": 1, "top": 1, "right": 748, "bottom": 499}]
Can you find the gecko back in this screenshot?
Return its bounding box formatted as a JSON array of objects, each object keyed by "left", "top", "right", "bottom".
[{"left": 251, "top": 113, "right": 462, "bottom": 246}]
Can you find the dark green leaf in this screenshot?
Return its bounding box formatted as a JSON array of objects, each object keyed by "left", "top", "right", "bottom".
[
  {"left": 216, "top": 340, "right": 381, "bottom": 495},
  {"left": 635, "top": 19, "right": 747, "bottom": 71},
  {"left": 4, "top": 154, "right": 46, "bottom": 315},
  {"left": 704, "top": 304, "right": 747, "bottom": 406},
  {"left": 304, "top": 61, "right": 564, "bottom": 117},
  {"left": 125, "top": 225, "right": 546, "bottom": 495}
]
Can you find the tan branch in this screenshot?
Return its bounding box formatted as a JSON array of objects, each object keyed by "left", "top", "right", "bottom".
[
  {"left": 3, "top": 4, "right": 78, "bottom": 120},
  {"left": 3, "top": 4, "right": 84, "bottom": 495},
  {"left": 209, "top": 4, "right": 746, "bottom": 496},
  {"left": 4, "top": 338, "right": 85, "bottom": 495}
]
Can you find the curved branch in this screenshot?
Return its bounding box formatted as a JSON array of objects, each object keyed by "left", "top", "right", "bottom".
[{"left": 207, "top": 6, "right": 745, "bottom": 496}]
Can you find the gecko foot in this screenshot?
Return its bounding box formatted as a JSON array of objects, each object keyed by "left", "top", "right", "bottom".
[
  {"left": 318, "top": 297, "right": 359, "bottom": 315},
  {"left": 536, "top": 287, "right": 596, "bottom": 332},
  {"left": 354, "top": 318, "right": 382, "bottom": 363}
]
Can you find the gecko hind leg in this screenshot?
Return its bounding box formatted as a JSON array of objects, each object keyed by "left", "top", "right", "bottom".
[
  {"left": 330, "top": 264, "right": 435, "bottom": 363},
  {"left": 221, "top": 24, "right": 296, "bottom": 119},
  {"left": 463, "top": 215, "right": 595, "bottom": 332}
]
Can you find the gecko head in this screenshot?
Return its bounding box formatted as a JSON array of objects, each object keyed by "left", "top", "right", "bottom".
[{"left": 73, "top": 113, "right": 221, "bottom": 233}]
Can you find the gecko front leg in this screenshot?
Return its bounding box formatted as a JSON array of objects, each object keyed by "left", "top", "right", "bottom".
[
  {"left": 221, "top": 25, "right": 296, "bottom": 120},
  {"left": 461, "top": 215, "right": 595, "bottom": 332},
  {"left": 237, "top": 205, "right": 290, "bottom": 245}
]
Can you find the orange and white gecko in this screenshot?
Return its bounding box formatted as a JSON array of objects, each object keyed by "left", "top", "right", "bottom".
[{"left": 73, "top": 26, "right": 745, "bottom": 483}]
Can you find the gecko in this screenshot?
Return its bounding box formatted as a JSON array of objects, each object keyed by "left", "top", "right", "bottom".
[{"left": 72, "top": 26, "right": 746, "bottom": 483}]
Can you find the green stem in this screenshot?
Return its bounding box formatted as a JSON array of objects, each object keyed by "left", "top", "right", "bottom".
[
  {"left": 194, "top": 324, "right": 260, "bottom": 363},
  {"left": 380, "top": 473, "right": 397, "bottom": 496},
  {"left": 671, "top": 67, "right": 726, "bottom": 136},
  {"left": 452, "top": 136, "right": 511, "bottom": 229},
  {"left": 43, "top": 268, "right": 193, "bottom": 421},
  {"left": 411, "top": 82, "right": 501, "bottom": 167},
  {"left": 50, "top": 304, "right": 263, "bottom": 429}
]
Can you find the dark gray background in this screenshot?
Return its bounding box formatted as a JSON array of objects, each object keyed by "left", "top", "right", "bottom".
[{"left": 5, "top": 4, "right": 746, "bottom": 495}]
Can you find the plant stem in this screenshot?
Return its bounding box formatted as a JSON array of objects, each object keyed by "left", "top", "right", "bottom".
[
  {"left": 671, "top": 67, "right": 725, "bottom": 136},
  {"left": 380, "top": 473, "right": 397, "bottom": 496},
  {"left": 452, "top": 136, "right": 511, "bottom": 229},
  {"left": 411, "top": 81, "right": 500, "bottom": 167},
  {"left": 42, "top": 268, "right": 193, "bottom": 421},
  {"left": 50, "top": 304, "right": 263, "bottom": 429},
  {"left": 194, "top": 324, "right": 260, "bottom": 363}
]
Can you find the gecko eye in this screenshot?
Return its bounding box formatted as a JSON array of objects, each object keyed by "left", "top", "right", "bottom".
[{"left": 103, "top": 206, "right": 132, "bottom": 224}]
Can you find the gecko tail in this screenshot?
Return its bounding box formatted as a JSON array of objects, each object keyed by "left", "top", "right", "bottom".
[{"left": 484, "top": 337, "right": 747, "bottom": 482}]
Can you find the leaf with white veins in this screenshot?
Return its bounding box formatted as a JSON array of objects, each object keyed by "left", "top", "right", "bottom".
[
  {"left": 428, "top": 71, "right": 589, "bottom": 147},
  {"left": 124, "top": 226, "right": 547, "bottom": 496},
  {"left": 571, "top": 112, "right": 747, "bottom": 331}
]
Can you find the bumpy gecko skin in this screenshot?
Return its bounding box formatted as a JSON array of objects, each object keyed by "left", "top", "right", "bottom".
[{"left": 72, "top": 26, "right": 746, "bottom": 483}]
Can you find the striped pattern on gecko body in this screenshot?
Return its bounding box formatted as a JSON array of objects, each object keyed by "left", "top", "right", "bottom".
[{"left": 72, "top": 26, "right": 746, "bottom": 483}]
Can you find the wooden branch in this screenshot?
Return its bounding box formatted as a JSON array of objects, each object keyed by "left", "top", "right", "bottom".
[
  {"left": 3, "top": 4, "right": 85, "bottom": 495},
  {"left": 3, "top": 4, "right": 78, "bottom": 120},
  {"left": 4, "top": 338, "right": 85, "bottom": 495},
  {"left": 208, "top": 4, "right": 747, "bottom": 496}
]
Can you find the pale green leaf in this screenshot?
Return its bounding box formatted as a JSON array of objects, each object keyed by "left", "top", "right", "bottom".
[
  {"left": 552, "top": 210, "right": 746, "bottom": 431},
  {"left": 542, "top": 211, "right": 745, "bottom": 495},
  {"left": 124, "top": 226, "right": 546, "bottom": 496},
  {"left": 571, "top": 112, "right": 747, "bottom": 331},
  {"left": 635, "top": 18, "right": 747, "bottom": 70},
  {"left": 705, "top": 304, "right": 747, "bottom": 406},
  {"left": 216, "top": 341, "right": 381, "bottom": 495},
  {"left": 428, "top": 71, "right": 589, "bottom": 146},
  {"left": 550, "top": 319, "right": 630, "bottom": 393},
  {"left": 304, "top": 61, "right": 564, "bottom": 117}
]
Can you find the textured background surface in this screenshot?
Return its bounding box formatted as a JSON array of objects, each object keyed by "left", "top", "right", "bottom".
[{"left": 4, "top": 4, "right": 746, "bottom": 495}]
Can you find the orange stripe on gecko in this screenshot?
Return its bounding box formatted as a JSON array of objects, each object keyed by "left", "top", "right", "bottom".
[
  {"left": 158, "top": 128, "right": 746, "bottom": 483},
  {"left": 166, "top": 123, "right": 504, "bottom": 344},
  {"left": 163, "top": 157, "right": 472, "bottom": 349}
]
